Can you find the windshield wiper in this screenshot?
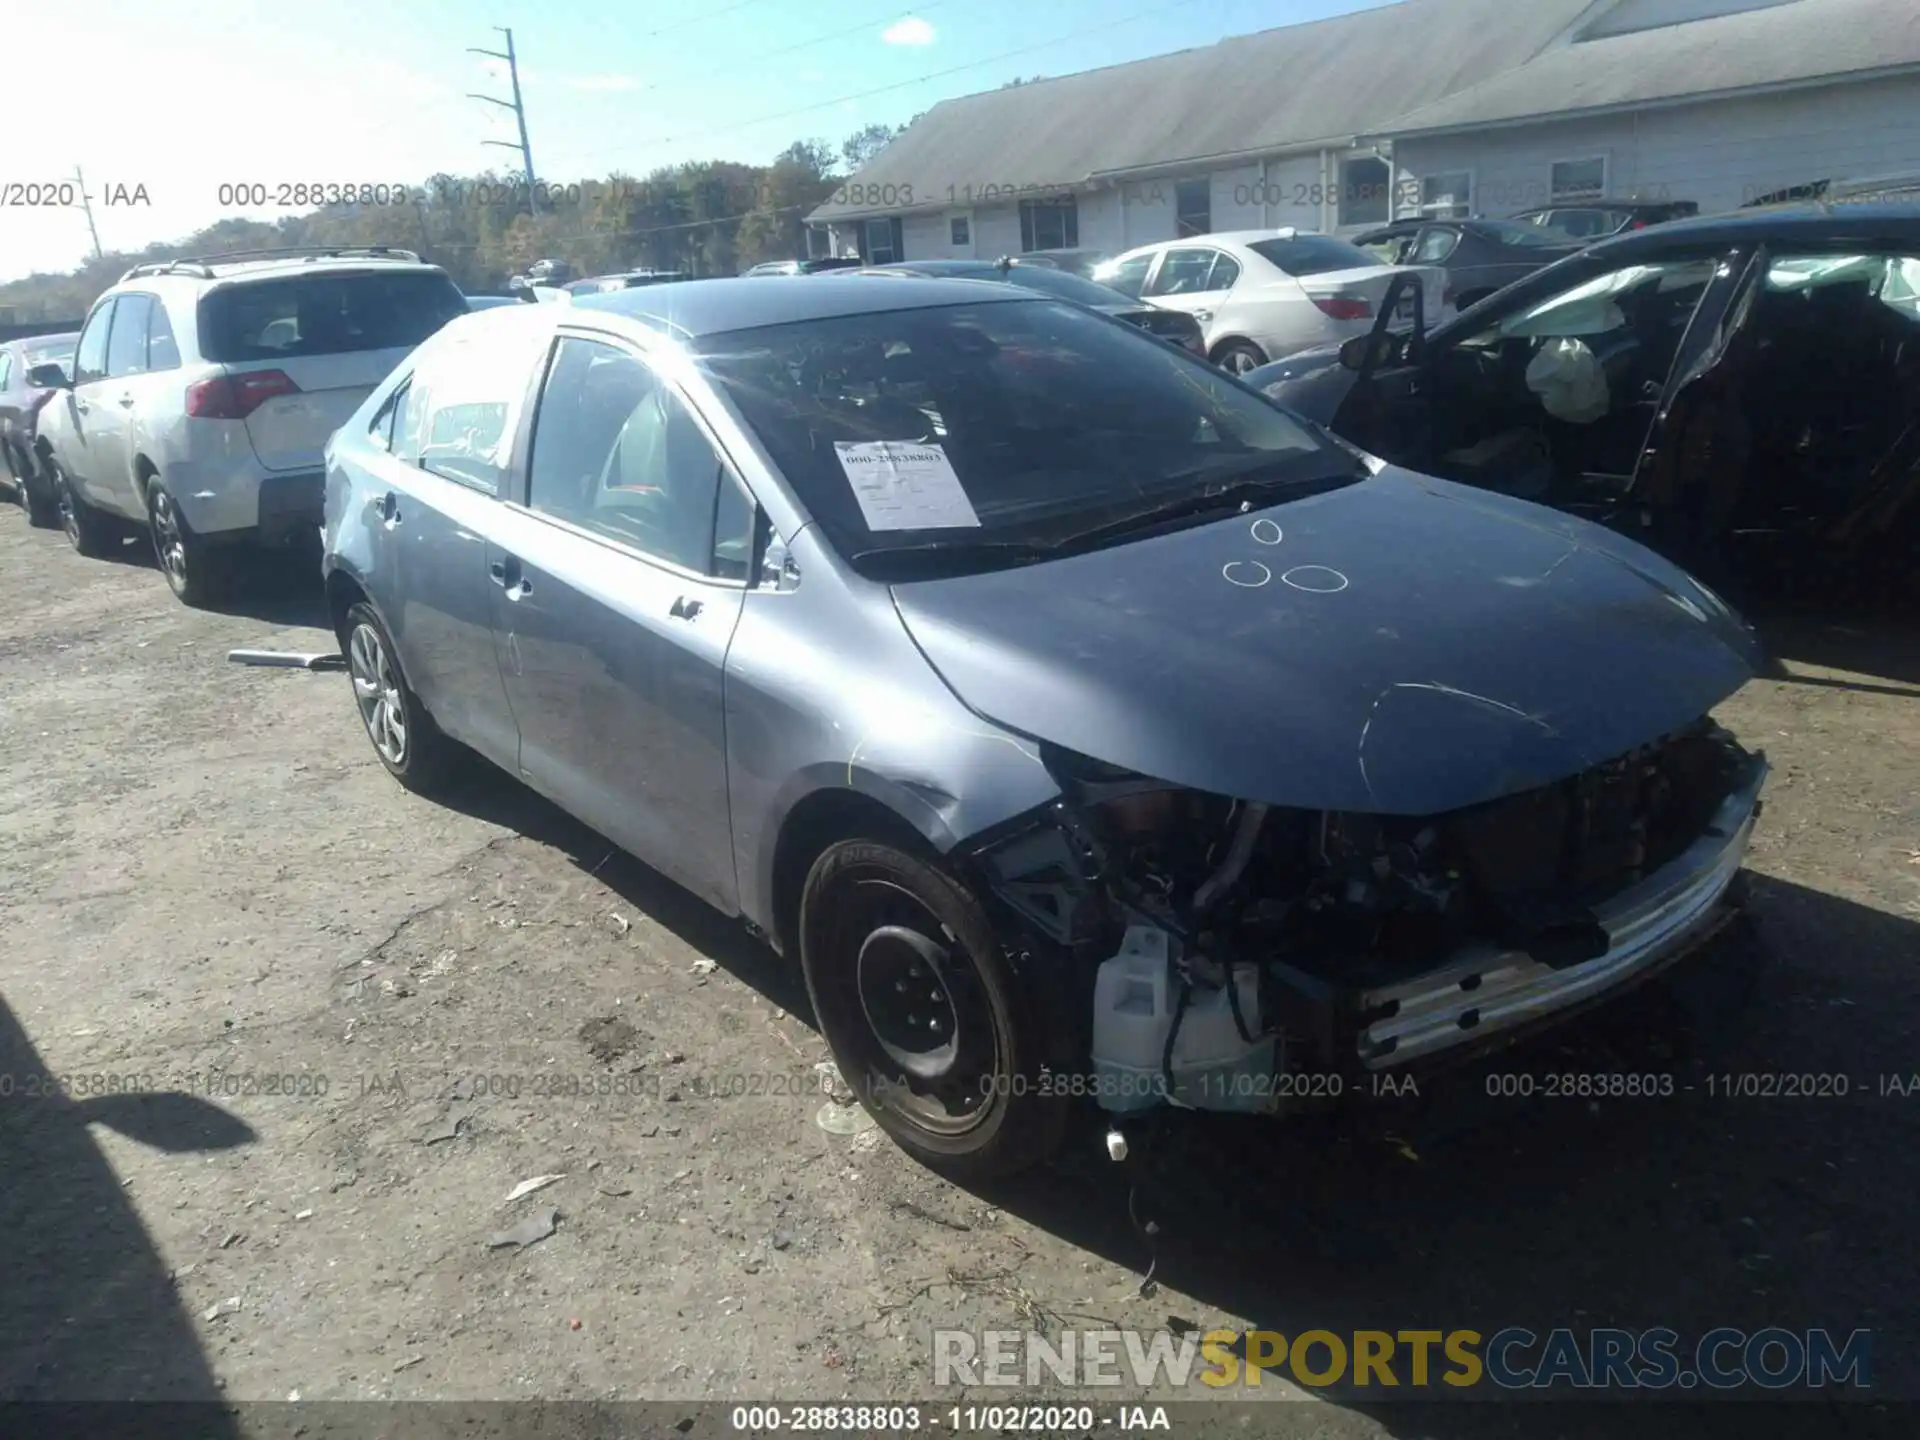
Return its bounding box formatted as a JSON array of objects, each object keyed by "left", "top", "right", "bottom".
[
  {"left": 1052, "top": 455, "right": 1361, "bottom": 550},
  {"left": 848, "top": 537, "right": 1060, "bottom": 575}
]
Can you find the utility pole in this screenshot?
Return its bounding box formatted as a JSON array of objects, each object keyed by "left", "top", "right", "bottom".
[
  {"left": 73, "top": 166, "right": 103, "bottom": 261},
  {"left": 467, "top": 28, "right": 540, "bottom": 214}
]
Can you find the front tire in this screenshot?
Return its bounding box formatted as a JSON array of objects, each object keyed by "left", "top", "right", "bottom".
[
  {"left": 1212, "top": 338, "right": 1269, "bottom": 375},
  {"left": 343, "top": 601, "right": 460, "bottom": 793},
  {"left": 51, "top": 461, "right": 118, "bottom": 558},
  {"left": 147, "top": 483, "right": 230, "bottom": 607},
  {"left": 798, "top": 838, "right": 1070, "bottom": 1179}
]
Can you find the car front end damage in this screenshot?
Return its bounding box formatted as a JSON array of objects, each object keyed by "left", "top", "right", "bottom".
[{"left": 962, "top": 719, "right": 1766, "bottom": 1108}]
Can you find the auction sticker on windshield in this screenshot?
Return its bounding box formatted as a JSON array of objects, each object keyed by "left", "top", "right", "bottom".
[{"left": 835, "top": 441, "right": 981, "bottom": 531}]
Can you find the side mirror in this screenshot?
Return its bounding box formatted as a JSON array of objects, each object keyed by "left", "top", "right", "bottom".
[{"left": 26, "top": 363, "right": 71, "bottom": 389}]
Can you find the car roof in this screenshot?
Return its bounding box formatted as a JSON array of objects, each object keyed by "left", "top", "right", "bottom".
[
  {"left": 1581, "top": 201, "right": 1920, "bottom": 254},
  {"left": 573, "top": 274, "right": 1032, "bottom": 336}
]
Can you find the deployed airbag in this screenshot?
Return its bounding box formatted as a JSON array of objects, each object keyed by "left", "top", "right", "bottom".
[{"left": 1526, "top": 337, "right": 1612, "bottom": 424}]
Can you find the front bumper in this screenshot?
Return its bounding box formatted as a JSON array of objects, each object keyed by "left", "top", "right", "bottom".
[{"left": 1355, "top": 753, "right": 1768, "bottom": 1069}]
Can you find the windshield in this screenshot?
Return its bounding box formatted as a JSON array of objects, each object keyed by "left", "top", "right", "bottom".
[
  {"left": 694, "top": 299, "right": 1348, "bottom": 571},
  {"left": 1247, "top": 235, "right": 1377, "bottom": 277},
  {"left": 24, "top": 337, "right": 77, "bottom": 372}
]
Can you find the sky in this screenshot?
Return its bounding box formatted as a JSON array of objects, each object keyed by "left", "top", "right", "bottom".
[{"left": 0, "top": 0, "right": 1394, "bottom": 282}]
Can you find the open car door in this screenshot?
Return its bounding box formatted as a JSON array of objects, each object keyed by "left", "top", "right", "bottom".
[
  {"left": 1336, "top": 268, "right": 1434, "bottom": 463},
  {"left": 1620, "top": 245, "right": 1770, "bottom": 547}
]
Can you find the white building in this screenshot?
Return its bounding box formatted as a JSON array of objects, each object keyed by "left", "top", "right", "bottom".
[{"left": 809, "top": 0, "right": 1920, "bottom": 260}]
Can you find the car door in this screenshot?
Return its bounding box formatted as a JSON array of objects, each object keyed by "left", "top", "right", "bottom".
[
  {"left": 96, "top": 292, "right": 182, "bottom": 520},
  {"left": 1097, "top": 251, "right": 1154, "bottom": 300},
  {"left": 0, "top": 349, "right": 17, "bottom": 450},
  {"left": 374, "top": 323, "right": 550, "bottom": 769},
  {"left": 56, "top": 299, "right": 117, "bottom": 497},
  {"left": 1141, "top": 246, "right": 1238, "bottom": 347},
  {"left": 487, "top": 330, "right": 755, "bottom": 911}
]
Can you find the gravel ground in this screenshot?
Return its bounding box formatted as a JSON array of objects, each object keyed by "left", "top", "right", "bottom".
[{"left": 2, "top": 499, "right": 1917, "bottom": 1439}]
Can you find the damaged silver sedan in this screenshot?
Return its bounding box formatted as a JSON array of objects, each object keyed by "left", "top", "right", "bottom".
[{"left": 320, "top": 275, "right": 1768, "bottom": 1177}]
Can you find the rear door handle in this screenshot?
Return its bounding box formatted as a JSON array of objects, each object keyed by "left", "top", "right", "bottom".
[
  {"left": 490, "top": 555, "right": 532, "bottom": 600},
  {"left": 669, "top": 595, "right": 703, "bottom": 621}
]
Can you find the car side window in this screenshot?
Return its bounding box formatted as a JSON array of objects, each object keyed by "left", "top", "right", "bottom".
[
  {"left": 0, "top": 353, "right": 11, "bottom": 389},
  {"left": 400, "top": 333, "right": 525, "bottom": 494},
  {"left": 73, "top": 301, "right": 115, "bottom": 386},
  {"left": 1101, "top": 254, "right": 1152, "bottom": 299},
  {"left": 368, "top": 381, "right": 412, "bottom": 454},
  {"left": 527, "top": 336, "right": 736, "bottom": 576},
  {"left": 106, "top": 295, "right": 154, "bottom": 378},
  {"left": 146, "top": 301, "right": 182, "bottom": 371},
  {"left": 1146, "top": 248, "right": 1220, "bottom": 297},
  {"left": 1207, "top": 253, "right": 1241, "bottom": 290},
  {"left": 1409, "top": 228, "right": 1460, "bottom": 265}
]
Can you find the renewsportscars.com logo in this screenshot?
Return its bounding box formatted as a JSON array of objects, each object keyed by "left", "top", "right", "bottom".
[{"left": 932, "top": 1327, "right": 1872, "bottom": 1393}]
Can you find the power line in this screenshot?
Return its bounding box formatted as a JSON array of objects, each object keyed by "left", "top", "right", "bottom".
[
  {"left": 643, "top": 0, "right": 779, "bottom": 40},
  {"left": 537, "top": 0, "right": 1211, "bottom": 175},
  {"left": 620, "top": 3, "right": 952, "bottom": 105}
]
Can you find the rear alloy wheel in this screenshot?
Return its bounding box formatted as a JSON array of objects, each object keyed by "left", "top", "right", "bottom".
[
  {"left": 147, "top": 485, "right": 229, "bottom": 607},
  {"left": 798, "top": 839, "right": 1070, "bottom": 1179},
  {"left": 343, "top": 601, "right": 460, "bottom": 793},
  {"left": 1213, "top": 339, "right": 1268, "bottom": 375},
  {"left": 52, "top": 461, "right": 118, "bottom": 558}
]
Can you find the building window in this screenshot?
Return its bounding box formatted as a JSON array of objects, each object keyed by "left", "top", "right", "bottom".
[
  {"left": 1551, "top": 156, "right": 1608, "bottom": 202},
  {"left": 806, "top": 224, "right": 830, "bottom": 258},
  {"left": 1175, "top": 179, "right": 1211, "bottom": 237},
  {"left": 949, "top": 215, "right": 970, "bottom": 246},
  {"left": 864, "top": 216, "right": 904, "bottom": 264},
  {"left": 1019, "top": 196, "right": 1078, "bottom": 252},
  {"left": 1419, "top": 171, "right": 1473, "bottom": 219},
  {"left": 1341, "top": 157, "right": 1391, "bottom": 226}
]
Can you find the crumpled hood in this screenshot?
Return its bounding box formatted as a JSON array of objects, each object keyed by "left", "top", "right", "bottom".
[{"left": 890, "top": 467, "right": 1763, "bottom": 816}]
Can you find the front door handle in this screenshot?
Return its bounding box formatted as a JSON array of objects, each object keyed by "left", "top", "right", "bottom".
[
  {"left": 1193, "top": 309, "right": 1214, "bottom": 322},
  {"left": 669, "top": 595, "right": 703, "bottom": 621},
  {"left": 490, "top": 555, "right": 533, "bottom": 600},
  {"left": 376, "top": 491, "right": 402, "bottom": 526},
  {"left": 117, "top": 394, "right": 136, "bottom": 408}
]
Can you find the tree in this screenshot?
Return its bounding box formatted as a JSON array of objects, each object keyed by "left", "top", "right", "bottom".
[{"left": 841, "top": 122, "right": 899, "bottom": 171}]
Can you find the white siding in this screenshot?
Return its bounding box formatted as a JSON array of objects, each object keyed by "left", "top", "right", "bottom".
[
  {"left": 1393, "top": 74, "right": 1920, "bottom": 218},
  {"left": 902, "top": 212, "right": 948, "bottom": 260}
]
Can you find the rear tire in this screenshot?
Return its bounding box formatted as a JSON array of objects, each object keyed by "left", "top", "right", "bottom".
[
  {"left": 343, "top": 601, "right": 461, "bottom": 794},
  {"left": 147, "top": 483, "right": 231, "bottom": 607},
  {"left": 51, "top": 461, "right": 118, "bottom": 558},
  {"left": 798, "top": 838, "right": 1071, "bottom": 1179},
  {"left": 1212, "top": 339, "right": 1269, "bottom": 375},
  {"left": 20, "top": 456, "right": 59, "bottom": 528}
]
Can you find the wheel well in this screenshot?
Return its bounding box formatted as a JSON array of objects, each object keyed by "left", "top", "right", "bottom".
[
  {"left": 326, "top": 569, "right": 369, "bottom": 651},
  {"left": 133, "top": 456, "right": 159, "bottom": 505},
  {"left": 768, "top": 789, "right": 927, "bottom": 958}
]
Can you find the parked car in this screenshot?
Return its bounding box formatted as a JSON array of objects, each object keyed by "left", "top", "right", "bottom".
[
  {"left": 1247, "top": 204, "right": 1920, "bottom": 588},
  {"left": 1012, "top": 247, "right": 1113, "bottom": 279},
  {"left": 1385, "top": 218, "right": 1588, "bottom": 311},
  {"left": 742, "top": 258, "right": 864, "bottom": 276},
  {"left": 466, "top": 294, "right": 521, "bottom": 311},
  {"left": 1350, "top": 219, "right": 1428, "bottom": 265},
  {"left": 30, "top": 246, "right": 467, "bottom": 604},
  {"left": 0, "top": 330, "right": 78, "bottom": 524},
  {"left": 1511, "top": 200, "right": 1699, "bottom": 241},
  {"left": 564, "top": 271, "right": 691, "bottom": 295},
  {"left": 852, "top": 258, "right": 1206, "bottom": 356},
  {"left": 1091, "top": 229, "right": 1448, "bottom": 374},
  {"left": 320, "top": 276, "right": 1766, "bottom": 1177}
]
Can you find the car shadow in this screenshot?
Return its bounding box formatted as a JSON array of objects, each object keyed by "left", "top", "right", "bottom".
[
  {"left": 956, "top": 873, "right": 1916, "bottom": 1433},
  {"left": 429, "top": 763, "right": 811, "bottom": 1018},
  {"left": 1752, "top": 606, "right": 1920, "bottom": 696},
  {"left": 0, "top": 993, "right": 253, "bottom": 1417}
]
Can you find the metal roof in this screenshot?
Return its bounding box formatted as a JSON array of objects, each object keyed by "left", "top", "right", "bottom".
[
  {"left": 809, "top": 0, "right": 1595, "bottom": 222},
  {"left": 571, "top": 274, "right": 1032, "bottom": 337},
  {"left": 1377, "top": 0, "right": 1920, "bottom": 138}
]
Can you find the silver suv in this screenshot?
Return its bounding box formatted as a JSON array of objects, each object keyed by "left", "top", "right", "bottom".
[{"left": 30, "top": 246, "right": 468, "bottom": 604}]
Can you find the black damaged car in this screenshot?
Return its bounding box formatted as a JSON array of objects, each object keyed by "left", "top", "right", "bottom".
[{"left": 1250, "top": 204, "right": 1920, "bottom": 591}]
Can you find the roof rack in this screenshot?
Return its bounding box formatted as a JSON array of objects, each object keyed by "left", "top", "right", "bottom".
[{"left": 118, "top": 245, "right": 423, "bottom": 283}]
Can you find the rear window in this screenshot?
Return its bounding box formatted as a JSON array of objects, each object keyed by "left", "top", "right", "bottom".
[
  {"left": 1479, "top": 220, "right": 1584, "bottom": 249},
  {"left": 1000, "top": 265, "right": 1136, "bottom": 307},
  {"left": 24, "top": 337, "right": 76, "bottom": 371},
  {"left": 197, "top": 270, "right": 468, "bottom": 363},
  {"left": 1246, "top": 235, "right": 1377, "bottom": 277}
]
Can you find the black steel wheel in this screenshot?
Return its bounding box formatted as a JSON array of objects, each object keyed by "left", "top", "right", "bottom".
[{"left": 798, "top": 838, "right": 1069, "bottom": 1178}]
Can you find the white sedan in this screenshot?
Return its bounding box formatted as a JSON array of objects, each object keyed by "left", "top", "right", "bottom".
[{"left": 1093, "top": 229, "right": 1451, "bottom": 374}]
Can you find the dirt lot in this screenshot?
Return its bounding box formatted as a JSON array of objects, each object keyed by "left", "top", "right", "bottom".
[{"left": 2, "top": 499, "right": 1918, "bottom": 1439}]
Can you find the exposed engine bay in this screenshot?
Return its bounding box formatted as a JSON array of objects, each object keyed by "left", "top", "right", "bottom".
[{"left": 974, "top": 719, "right": 1763, "bottom": 1110}]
